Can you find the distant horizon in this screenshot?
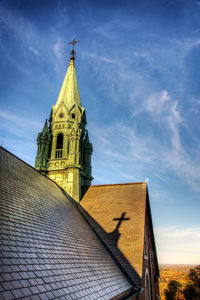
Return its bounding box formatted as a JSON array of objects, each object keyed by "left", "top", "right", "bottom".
[{"left": 159, "top": 263, "right": 198, "bottom": 266}]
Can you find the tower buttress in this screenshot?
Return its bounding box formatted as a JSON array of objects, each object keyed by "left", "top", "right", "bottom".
[
  {"left": 35, "top": 44, "right": 93, "bottom": 202},
  {"left": 35, "top": 119, "right": 51, "bottom": 173}
]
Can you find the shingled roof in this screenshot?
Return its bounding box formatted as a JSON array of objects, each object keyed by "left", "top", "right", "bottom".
[
  {"left": 0, "top": 147, "right": 136, "bottom": 300},
  {"left": 80, "top": 183, "right": 154, "bottom": 288}
]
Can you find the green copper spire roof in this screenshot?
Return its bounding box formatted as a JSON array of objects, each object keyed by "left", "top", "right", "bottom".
[
  {"left": 55, "top": 58, "right": 81, "bottom": 111},
  {"left": 41, "top": 119, "right": 49, "bottom": 136}
]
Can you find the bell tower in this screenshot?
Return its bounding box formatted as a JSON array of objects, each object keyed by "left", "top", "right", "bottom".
[{"left": 35, "top": 40, "right": 93, "bottom": 202}]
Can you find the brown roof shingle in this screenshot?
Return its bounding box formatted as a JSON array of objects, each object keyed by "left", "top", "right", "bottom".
[{"left": 80, "top": 183, "right": 147, "bottom": 288}]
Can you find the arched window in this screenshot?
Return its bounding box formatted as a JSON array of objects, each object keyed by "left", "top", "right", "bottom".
[
  {"left": 145, "top": 268, "right": 152, "bottom": 300},
  {"left": 144, "top": 235, "right": 148, "bottom": 259},
  {"left": 56, "top": 133, "right": 63, "bottom": 158}
]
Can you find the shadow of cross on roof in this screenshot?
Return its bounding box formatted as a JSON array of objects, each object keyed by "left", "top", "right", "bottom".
[{"left": 113, "top": 212, "right": 130, "bottom": 231}]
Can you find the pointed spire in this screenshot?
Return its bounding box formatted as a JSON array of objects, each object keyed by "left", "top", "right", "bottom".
[
  {"left": 55, "top": 41, "right": 81, "bottom": 111},
  {"left": 37, "top": 119, "right": 50, "bottom": 142},
  {"left": 84, "top": 130, "right": 93, "bottom": 152},
  {"left": 84, "top": 130, "right": 90, "bottom": 143},
  {"left": 41, "top": 119, "right": 49, "bottom": 137}
]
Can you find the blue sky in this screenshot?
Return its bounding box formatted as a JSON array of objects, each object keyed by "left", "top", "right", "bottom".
[{"left": 0, "top": 0, "right": 200, "bottom": 264}]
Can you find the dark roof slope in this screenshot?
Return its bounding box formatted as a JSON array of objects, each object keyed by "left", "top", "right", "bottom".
[
  {"left": 80, "top": 183, "right": 147, "bottom": 288},
  {"left": 0, "top": 147, "right": 132, "bottom": 300}
]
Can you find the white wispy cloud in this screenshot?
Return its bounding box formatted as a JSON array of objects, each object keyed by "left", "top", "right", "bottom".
[
  {"left": 53, "top": 38, "right": 64, "bottom": 61},
  {"left": 86, "top": 47, "right": 199, "bottom": 191},
  {"left": 86, "top": 53, "right": 120, "bottom": 65},
  {"left": 0, "top": 109, "right": 43, "bottom": 138},
  {"left": 52, "top": 37, "right": 66, "bottom": 74},
  {"left": 183, "top": 37, "right": 200, "bottom": 53},
  {"left": 0, "top": 5, "right": 60, "bottom": 81},
  {"left": 56, "top": 1, "right": 70, "bottom": 24},
  {"left": 0, "top": 110, "right": 42, "bottom": 129},
  {"left": 0, "top": 109, "right": 42, "bottom": 165},
  {"left": 86, "top": 52, "right": 142, "bottom": 104},
  {"left": 131, "top": 89, "right": 185, "bottom": 159},
  {"left": 29, "top": 46, "right": 39, "bottom": 56},
  {"left": 3, "top": 137, "right": 37, "bottom": 166},
  {"left": 189, "top": 98, "right": 200, "bottom": 115},
  {"left": 155, "top": 226, "right": 200, "bottom": 264},
  {"left": 0, "top": 6, "right": 48, "bottom": 81},
  {"left": 0, "top": 6, "right": 34, "bottom": 45},
  {"left": 145, "top": 90, "right": 171, "bottom": 116},
  {"left": 157, "top": 226, "right": 200, "bottom": 239},
  {"left": 90, "top": 104, "right": 200, "bottom": 192}
]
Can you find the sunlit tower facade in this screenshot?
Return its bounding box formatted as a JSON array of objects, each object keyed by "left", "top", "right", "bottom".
[{"left": 35, "top": 41, "right": 93, "bottom": 201}]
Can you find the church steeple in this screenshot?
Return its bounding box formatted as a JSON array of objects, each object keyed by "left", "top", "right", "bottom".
[
  {"left": 35, "top": 41, "right": 93, "bottom": 202},
  {"left": 54, "top": 39, "right": 81, "bottom": 111},
  {"left": 54, "top": 58, "right": 81, "bottom": 111}
]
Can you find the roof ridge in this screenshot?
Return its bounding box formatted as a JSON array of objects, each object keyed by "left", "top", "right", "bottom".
[
  {"left": 0, "top": 147, "right": 133, "bottom": 299},
  {"left": 0, "top": 146, "right": 62, "bottom": 189},
  {"left": 89, "top": 182, "right": 146, "bottom": 187}
]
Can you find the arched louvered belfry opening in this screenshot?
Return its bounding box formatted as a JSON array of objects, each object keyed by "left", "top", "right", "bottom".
[{"left": 56, "top": 133, "right": 63, "bottom": 158}]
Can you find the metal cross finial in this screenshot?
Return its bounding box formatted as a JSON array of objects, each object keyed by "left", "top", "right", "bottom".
[
  {"left": 68, "top": 39, "right": 80, "bottom": 50},
  {"left": 68, "top": 39, "right": 80, "bottom": 60},
  {"left": 113, "top": 212, "right": 130, "bottom": 230}
]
